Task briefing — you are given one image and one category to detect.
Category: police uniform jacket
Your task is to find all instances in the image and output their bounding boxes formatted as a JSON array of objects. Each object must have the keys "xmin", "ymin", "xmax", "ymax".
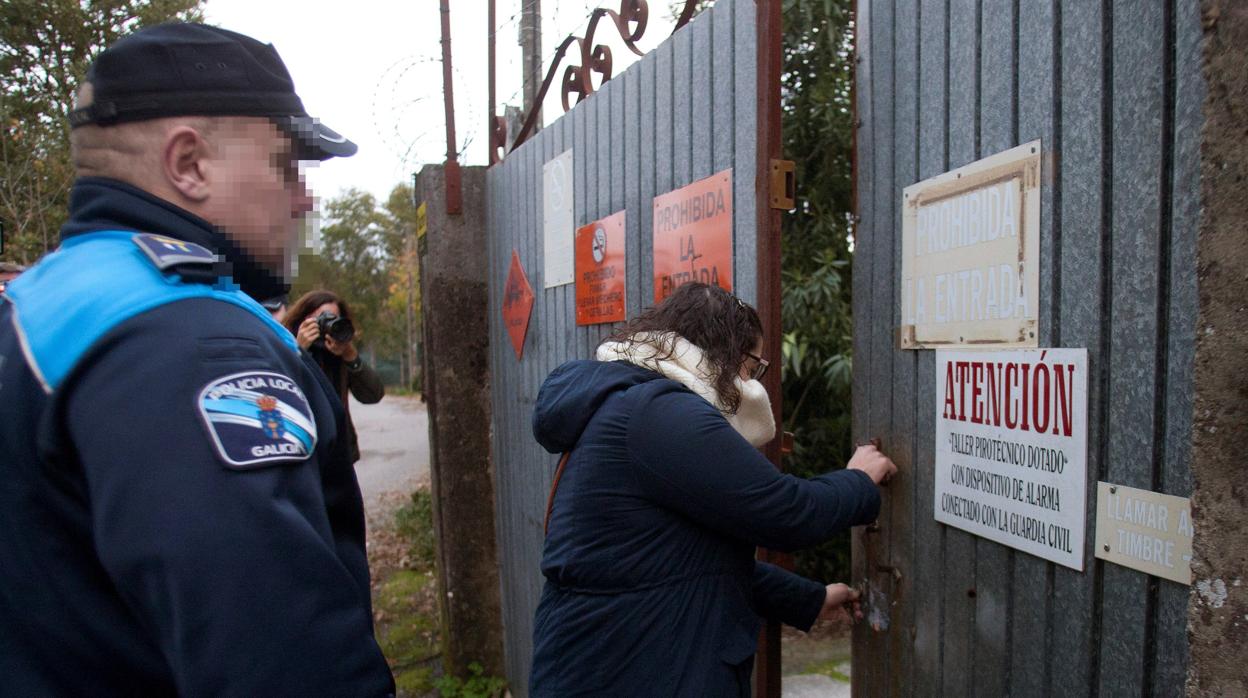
[
  {"xmin": 0, "ymin": 178, "xmax": 395, "ymax": 695},
  {"xmin": 529, "ymin": 359, "xmax": 881, "ymax": 697}
]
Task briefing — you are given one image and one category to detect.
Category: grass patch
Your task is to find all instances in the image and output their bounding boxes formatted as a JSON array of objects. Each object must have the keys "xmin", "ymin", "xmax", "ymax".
[
  {"xmin": 800, "ymin": 656, "xmax": 852, "ymax": 682},
  {"xmin": 781, "ymin": 623, "xmax": 851, "ymax": 683},
  {"xmin": 394, "ymin": 490, "xmax": 437, "ymax": 570},
  {"xmin": 375, "ymin": 570, "xmax": 440, "ymax": 694},
  {"xmin": 373, "ymin": 488, "xmax": 441, "ymax": 696},
  {"xmin": 433, "ymin": 661, "xmax": 507, "ymax": 698},
  {"xmin": 373, "ymin": 488, "xmax": 507, "ymax": 696}
]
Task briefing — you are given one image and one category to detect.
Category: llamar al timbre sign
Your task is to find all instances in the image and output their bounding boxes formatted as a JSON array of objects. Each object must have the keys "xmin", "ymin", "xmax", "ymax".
[
  {"xmin": 1094, "ymin": 482, "xmax": 1193, "ymax": 585},
  {"xmin": 934, "ymin": 348, "xmax": 1088, "ymax": 570}
]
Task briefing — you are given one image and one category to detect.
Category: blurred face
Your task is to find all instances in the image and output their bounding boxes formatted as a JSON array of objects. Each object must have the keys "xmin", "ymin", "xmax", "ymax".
[{"xmin": 204, "ymin": 119, "xmax": 313, "ymax": 270}]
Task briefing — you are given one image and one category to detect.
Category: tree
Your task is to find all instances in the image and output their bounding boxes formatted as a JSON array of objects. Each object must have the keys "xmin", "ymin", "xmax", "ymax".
[
  {"xmin": 378, "ymin": 183, "xmax": 422, "ymax": 388},
  {"xmin": 291, "ymin": 183, "xmax": 422, "ymax": 387},
  {"xmin": 292, "ymin": 188, "xmax": 388, "ymax": 344},
  {"xmin": 780, "ymin": 0, "xmax": 857, "ymax": 583},
  {"xmin": 0, "ymin": 0, "xmax": 203, "ymax": 264}
]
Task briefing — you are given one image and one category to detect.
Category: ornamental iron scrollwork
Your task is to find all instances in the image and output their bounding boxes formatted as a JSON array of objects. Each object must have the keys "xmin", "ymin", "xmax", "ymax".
[
  {"xmin": 560, "ymin": 0, "xmax": 647, "ymax": 112},
  {"xmin": 501, "ymin": 0, "xmax": 702, "ymax": 159}
]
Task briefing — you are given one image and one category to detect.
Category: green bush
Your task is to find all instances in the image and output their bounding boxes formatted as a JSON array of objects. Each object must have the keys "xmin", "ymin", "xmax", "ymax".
[
  {"xmin": 433, "ymin": 662, "xmax": 506, "ymax": 698},
  {"xmin": 394, "ymin": 490, "xmax": 436, "ymax": 571},
  {"xmin": 781, "ymin": 0, "xmax": 857, "ymax": 584}
]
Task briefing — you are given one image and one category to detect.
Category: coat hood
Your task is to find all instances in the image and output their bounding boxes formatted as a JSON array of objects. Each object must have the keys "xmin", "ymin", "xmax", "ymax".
[{"xmin": 532, "ymin": 359, "xmax": 663, "ymax": 454}]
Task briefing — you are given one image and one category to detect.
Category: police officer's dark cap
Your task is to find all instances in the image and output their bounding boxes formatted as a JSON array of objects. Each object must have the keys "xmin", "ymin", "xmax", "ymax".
[{"xmin": 69, "ymin": 23, "xmax": 356, "ymax": 160}]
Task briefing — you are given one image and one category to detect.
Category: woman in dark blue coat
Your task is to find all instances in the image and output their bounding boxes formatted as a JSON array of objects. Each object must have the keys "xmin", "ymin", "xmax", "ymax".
[{"xmin": 530, "ymin": 283, "xmax": 896, "ymax": 696}]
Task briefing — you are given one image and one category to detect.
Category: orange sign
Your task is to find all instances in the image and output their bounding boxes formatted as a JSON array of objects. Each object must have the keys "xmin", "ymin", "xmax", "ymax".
[
  {"xmin": 501, "ymin": 250, "xmax": 535, "ymax": 359},
  {"xmin": 652, "ymin": 168, "xmax": 733, "ymax": 302},
  {"xmin": 575, "ymin": 211, "xmax": 627, "ymax": 326}
]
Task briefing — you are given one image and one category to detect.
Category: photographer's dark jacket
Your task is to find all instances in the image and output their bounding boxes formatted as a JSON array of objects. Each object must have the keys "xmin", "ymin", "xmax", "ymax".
[
  {"xmin": 308, "ymin": 345, "xmax": 384, "ymax": 463},
  {"xmin": 0, "ymin": 178, "xmax": 394, "ymax": 696},
  {"xmin": 530, "ymin": 360, "xmax": 880, "ymax": 697}
]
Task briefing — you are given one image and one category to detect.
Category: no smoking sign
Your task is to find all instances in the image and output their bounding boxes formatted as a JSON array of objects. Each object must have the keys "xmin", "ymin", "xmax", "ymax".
[{"xmin": 575, "ymin": 210, "xmax": 626, "ymax": 326}]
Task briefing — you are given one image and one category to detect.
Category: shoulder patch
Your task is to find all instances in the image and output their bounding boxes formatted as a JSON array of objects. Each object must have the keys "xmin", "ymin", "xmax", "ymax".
[
  {"xmin": 132, "ymin": 233, "xmax": 217, "ymax": 271},
  {"xmin": 197, "ymin": 370, "xmax": 318, "ymax": 469}
]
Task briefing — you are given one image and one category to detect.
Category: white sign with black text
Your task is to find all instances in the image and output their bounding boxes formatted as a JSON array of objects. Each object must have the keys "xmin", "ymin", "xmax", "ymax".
[
  {"xmin": 542, "ymin": 149, "xmax": 575, "ymax": 287},
  {"xmin": 935, "ymin": 348, "xmax": 1089, "ymax": 570}
]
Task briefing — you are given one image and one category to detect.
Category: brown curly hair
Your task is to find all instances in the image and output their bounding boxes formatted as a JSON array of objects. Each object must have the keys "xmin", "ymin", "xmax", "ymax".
[{"xmin": 603, "ymin": 282, "xmax": 763, "ymax": 413}]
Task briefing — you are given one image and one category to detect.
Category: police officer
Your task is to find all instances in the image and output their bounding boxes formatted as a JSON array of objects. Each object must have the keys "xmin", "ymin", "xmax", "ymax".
[{"xmin": 0, "ymin": 24, "xmax": 394, "ymax": 695}]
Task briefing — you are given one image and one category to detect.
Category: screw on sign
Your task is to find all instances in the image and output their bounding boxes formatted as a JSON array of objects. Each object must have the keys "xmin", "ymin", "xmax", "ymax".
[
  {"xmin": 501, "ymin": 250, "xmax": 535, "ymax": 359},
  {"xmin": 652, "ymin": 169, "xmax": 734, "ymax": 302}
]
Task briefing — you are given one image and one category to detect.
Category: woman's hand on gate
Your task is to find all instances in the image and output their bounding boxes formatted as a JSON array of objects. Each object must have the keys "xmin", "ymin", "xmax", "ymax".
[
  {"xmin": 819, "ymin": 583, "xmax": 862, "ymax": 624},
  {"xmin": 847, "ymin": 443, "xmax": 897, "ymax": 485}
]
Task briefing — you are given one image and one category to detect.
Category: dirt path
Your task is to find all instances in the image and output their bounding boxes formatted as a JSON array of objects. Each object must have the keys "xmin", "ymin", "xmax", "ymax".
[{"xmin": 350, "ymin": 393, "xmax": 430, "ymax": 513}]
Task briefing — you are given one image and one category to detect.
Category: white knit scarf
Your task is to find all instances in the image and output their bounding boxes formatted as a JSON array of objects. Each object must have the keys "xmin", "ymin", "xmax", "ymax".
[{"xmin": 596, "ymin": 332, "xmax": 776, "ymax": 448}]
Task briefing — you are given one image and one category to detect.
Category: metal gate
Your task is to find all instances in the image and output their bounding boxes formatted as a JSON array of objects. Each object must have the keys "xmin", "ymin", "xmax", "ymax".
[
  {"xmin": 483, "ymin": 1, "xmax": 776, "ymax": 692},
  {"xmin": 851, "ymin": 0, "xmax": 1202, "ymax": 695}
]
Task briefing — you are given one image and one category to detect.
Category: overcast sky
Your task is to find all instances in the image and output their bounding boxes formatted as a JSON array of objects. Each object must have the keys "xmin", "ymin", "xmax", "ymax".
[{"xmin": 203, "ymin": 0, "xmax": 678, "ymax": 206}]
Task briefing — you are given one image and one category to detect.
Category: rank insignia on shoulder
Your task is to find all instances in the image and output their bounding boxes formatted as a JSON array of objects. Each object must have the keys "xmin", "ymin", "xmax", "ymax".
[
  {"xmin": 132, "ymin": 233, "xmax": 218, "ymax": 271},
  {"xmin": 197, "ymin": 370, "xmax": 318, "ymax": 469}
]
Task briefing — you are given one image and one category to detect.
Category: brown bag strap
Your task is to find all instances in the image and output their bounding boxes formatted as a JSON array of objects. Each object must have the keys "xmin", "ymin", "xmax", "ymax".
[{"xmin": 544, "ymin": 452, "xmax": 572, "ymax": 536}]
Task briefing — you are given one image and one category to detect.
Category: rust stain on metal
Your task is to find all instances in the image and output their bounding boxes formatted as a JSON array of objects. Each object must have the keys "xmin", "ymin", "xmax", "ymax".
[
  {"xmin": 911, "ymin": 171, "xmax": 1024, "ymax": 208},
  {"xmin": 898, "ymin": 324, "xmax": 917, "ymax": 348},
  {"xmin": 780, "ymin": 431, "xmax": 795, "ymax": 455},
  {"xmin": 754, "ymin": 0, "xmax": 784, "ymax": 695}
]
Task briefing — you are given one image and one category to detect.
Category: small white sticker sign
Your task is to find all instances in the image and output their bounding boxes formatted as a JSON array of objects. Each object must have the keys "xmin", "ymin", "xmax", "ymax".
[
  {"xmin": 935, "ymin": 348, "xmax": 1089, "ymax": 570},
  {"xmin": 542, "ymin": 149, "xmax": 575, "ymax": 287},
  {"xmin": 1094, "ymin": 482, "xmax": 1193, "ymax": 585}
]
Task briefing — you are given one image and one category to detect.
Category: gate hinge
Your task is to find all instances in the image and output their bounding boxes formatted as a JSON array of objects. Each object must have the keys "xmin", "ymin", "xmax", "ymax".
[{"xmin": 769, "ymin": 159, "xmax": 795, "ymax": 211}]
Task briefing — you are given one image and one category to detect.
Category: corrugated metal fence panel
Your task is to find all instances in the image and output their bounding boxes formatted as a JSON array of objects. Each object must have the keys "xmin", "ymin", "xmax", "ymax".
[
  {"xmin": 485, "ymin": 3, "xmax": 756, "ymax": 693},
  {"xmin": 852, "ymin": 0, "xmax": 1203, "ymax": 696}
]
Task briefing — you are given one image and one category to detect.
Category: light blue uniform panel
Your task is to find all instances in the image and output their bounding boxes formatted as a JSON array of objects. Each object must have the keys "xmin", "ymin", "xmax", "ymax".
[{"xmin": 6, "ymin": 231, "xmax": 296, "ymax": 392}]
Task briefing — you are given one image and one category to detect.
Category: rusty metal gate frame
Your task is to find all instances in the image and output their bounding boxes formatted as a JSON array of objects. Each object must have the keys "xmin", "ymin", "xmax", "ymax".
[{"xmin": 753, "ymin": 0, "xmax": 786, "ymax": 696}]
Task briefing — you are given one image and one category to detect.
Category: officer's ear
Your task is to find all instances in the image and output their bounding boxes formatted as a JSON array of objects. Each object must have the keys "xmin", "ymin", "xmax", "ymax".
[{"xmin": 163, "ymin": 124, "xmax": 211, "ymax": 203}]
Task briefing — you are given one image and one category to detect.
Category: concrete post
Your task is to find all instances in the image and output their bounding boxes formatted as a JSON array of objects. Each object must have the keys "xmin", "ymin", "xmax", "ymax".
[
  {"xmin": 519, "ymin": 0, "xmax": 541, "ymax": 132},
  {"xmin": 416, "ymin": 164, "xmax": 505, "ymax": 680},
  {"xmin": 1189, "ymin": 3, "xmax": 1248, "ymax": 695}
]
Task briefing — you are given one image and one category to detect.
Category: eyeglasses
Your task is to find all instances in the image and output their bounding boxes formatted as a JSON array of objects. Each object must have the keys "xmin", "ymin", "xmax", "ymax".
[{"xmin": 744, "ymin": 351, "xmax": 770, "ymax": 381}]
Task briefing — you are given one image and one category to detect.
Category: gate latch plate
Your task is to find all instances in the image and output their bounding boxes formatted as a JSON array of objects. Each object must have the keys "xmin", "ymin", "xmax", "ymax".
[{"xmin": 769, "ymin": 159, "xmax": 795, "ymax": 211}]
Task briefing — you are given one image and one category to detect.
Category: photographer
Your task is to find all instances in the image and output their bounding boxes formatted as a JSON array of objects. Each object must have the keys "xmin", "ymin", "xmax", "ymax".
[{"xmin": 285, "ymin": 290, "xmax": 385, "ymax": 463}]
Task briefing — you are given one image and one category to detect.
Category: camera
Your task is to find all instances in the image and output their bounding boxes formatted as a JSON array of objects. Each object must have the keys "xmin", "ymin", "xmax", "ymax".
[{"xmin": 315, "ymin": 311, "xmax": 355, "ymax": 344}]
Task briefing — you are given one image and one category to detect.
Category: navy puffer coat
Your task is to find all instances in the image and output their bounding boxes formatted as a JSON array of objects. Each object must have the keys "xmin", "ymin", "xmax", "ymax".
[{"xmin": 529, "ymin": 360, "xmax": 880, "ymax": 697}]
